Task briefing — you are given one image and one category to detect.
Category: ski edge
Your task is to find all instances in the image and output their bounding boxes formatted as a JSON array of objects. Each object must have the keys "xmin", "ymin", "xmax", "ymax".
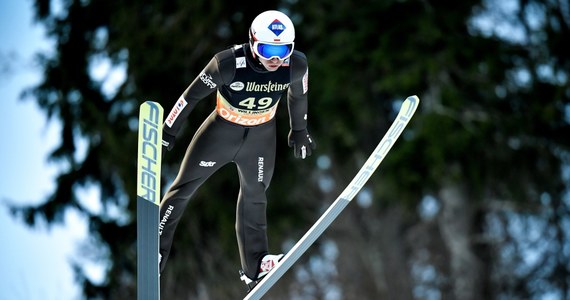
[{"xmin": 244, "ymin": 95, "xmax": 420, "ymax": 300}]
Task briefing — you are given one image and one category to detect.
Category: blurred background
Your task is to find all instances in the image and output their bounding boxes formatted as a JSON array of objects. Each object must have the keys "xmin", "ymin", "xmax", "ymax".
[{"xmin": 1, "ymin": 0, "xmax": 569, "ymax": 299}]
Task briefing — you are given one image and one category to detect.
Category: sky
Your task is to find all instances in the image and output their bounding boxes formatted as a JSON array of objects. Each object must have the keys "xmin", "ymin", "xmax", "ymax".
[{"xmin": 0, "ymin": 1, "xmax": 86, "ymax": 299}]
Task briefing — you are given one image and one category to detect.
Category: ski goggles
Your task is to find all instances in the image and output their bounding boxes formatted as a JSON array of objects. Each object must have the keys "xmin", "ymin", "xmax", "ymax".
[{"xmin": 252, "ymin": 41, "xmax": 294, "ymax": 60}]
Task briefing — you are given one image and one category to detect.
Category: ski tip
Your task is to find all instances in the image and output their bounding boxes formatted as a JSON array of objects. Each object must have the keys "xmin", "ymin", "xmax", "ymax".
[
  {"xmin": 403, "ymin": 95, "xmax": 420, "ymax": 115},
  {"xmin": 407, "ymin": 95, "xmax": 420, "ymax": 102},
  {"xmin": 143, "ymin": 100, "xmax": 164, "ymax": 108},
  {"xmin": 397, "ymin": 95, "xmax": 419, "ymax": 114}
]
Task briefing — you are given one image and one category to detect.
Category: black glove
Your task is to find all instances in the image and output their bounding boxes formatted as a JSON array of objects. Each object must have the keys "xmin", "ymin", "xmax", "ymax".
[
  {"xmin": 162, "ymin": 131, "xmax": 176, "ymax": 151},
  {"xmin": 288, "ymin": 129, "xmax": 316, "ymax": 159}
]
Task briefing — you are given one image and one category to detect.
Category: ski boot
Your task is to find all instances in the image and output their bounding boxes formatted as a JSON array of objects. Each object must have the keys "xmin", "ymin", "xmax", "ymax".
[{"xmin": 240, "ymin": 254, "xmax": 284, "ymax": 292}]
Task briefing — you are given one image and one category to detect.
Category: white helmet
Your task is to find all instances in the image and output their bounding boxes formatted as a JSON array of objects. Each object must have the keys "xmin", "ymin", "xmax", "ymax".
[{"xmin": 249, "ymin": 10, "xmax": 295, "ymax": 60}]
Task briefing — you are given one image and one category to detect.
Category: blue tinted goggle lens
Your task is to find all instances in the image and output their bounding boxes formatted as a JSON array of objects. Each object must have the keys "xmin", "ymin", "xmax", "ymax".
[{"xmin": 256, "ymin": 43, "xmax": 293, "ymax": 59}]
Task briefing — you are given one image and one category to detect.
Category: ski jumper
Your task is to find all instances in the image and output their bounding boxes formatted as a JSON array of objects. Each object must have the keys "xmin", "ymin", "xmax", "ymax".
[{"xmin": 158, "ymin": 43, "xmax": 309, "ymax": 279}]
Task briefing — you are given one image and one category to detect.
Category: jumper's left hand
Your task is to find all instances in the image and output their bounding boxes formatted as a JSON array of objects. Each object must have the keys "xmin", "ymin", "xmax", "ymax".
[{"xmin": 288, "ymin": 129, "xmax": 316, "ymax": 159}]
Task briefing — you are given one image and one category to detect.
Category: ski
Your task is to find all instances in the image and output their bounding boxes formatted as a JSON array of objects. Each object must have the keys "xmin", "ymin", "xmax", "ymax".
[
  {"xmin": 136, "ymin": 101, "xmax": 164, "ymax": 300},
  {"xmin": 244, "ymin": 95, "xmax": 420, "ymax": 300}
]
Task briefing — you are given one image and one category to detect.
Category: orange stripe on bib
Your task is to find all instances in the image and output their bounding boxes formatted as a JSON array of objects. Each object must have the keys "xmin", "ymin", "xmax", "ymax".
[{"xmin": 216, "ymin": 93, "xmax": 278, "ymax": 126}]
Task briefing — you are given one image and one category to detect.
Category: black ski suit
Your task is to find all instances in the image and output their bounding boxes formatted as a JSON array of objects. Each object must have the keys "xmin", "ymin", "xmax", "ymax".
[{"xmin": 158, "ymin": 43, "xmax": 310, "ymax": 279}]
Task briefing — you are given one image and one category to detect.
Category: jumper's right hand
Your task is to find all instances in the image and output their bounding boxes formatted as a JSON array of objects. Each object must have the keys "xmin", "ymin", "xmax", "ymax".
[{"xmin": 162, "ymin": 131, "xmax": 176, "ymax": 151}]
